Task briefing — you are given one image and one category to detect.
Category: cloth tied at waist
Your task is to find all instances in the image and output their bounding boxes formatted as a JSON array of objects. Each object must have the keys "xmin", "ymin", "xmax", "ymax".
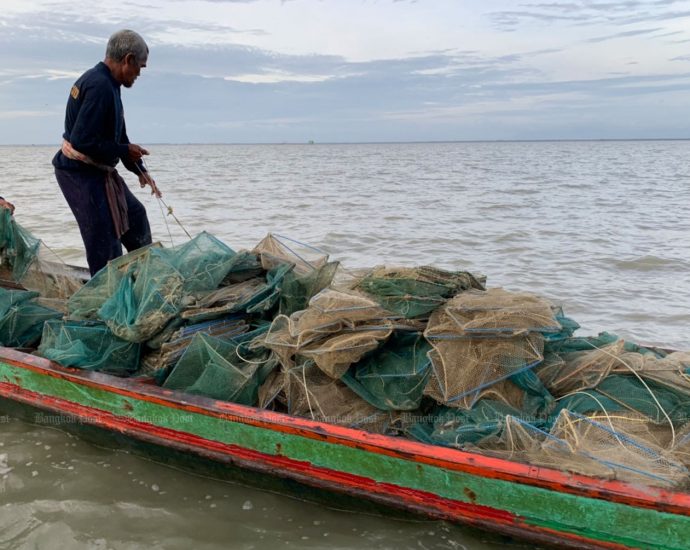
[{"xmin": 61, "ymin": 140, "xmax": 130, "ymax": 238}]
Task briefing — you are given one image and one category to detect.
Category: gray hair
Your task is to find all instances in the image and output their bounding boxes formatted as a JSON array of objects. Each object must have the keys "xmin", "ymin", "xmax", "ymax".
[{"xmin": 105, "ymin": 29, "xmax": 149, "ymax": 63}]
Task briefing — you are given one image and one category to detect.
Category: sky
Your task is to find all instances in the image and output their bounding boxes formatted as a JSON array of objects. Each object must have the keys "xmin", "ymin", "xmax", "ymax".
[{"xmin": 2, "ymin": 0, "xmax": 690, "ymax": 144}]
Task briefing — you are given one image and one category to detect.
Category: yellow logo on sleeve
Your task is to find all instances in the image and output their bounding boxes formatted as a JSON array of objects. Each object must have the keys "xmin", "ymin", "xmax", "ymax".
[{"xmin": 70, "ymin": 85, "xmax": 79, "ymax": 100}]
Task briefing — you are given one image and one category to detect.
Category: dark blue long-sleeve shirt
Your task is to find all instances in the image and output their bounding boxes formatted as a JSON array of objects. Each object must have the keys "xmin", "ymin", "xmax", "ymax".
[{"xmin": 52, "ymin": 62, "xmax": 144, "ymax": 175}]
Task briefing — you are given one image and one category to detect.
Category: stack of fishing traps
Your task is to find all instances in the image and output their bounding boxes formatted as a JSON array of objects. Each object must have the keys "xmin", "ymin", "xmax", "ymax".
[{"xmin": 1, "ymin": 217, "xmax": 689, "ymax": 489}]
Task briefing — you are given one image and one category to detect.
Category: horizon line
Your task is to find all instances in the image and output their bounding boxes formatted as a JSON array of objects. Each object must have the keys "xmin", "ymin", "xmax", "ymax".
[{"xmin": 1, "ymin": 137, "xmax": 689, "ymax": 147}]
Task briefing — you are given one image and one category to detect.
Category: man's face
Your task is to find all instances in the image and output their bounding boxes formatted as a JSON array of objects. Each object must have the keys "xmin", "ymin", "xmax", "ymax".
[{"xmin": 122, "ymin": 53, "xmax": 146, "ymax": 88}]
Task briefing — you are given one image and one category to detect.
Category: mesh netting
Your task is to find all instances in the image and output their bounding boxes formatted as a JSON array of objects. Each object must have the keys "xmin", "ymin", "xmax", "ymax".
[
  {"xmin": 556, "ymin": 374, "xmax": 690, "ymax": 424},
  {"xmin": 253, "ymin": 233, "xmax": 328, "ymax": 272},
  {"xmin": 0, "ymin": 288, "xmax": 63, "ymax": 347},
  {"xmin": 282, "ymin": 361, "xmax": 390, "ymax": 432},
  {"xmin": 181, "ymin": 263, "xmax": 292, "ymax": 324},
  {"xmin": 68, "ymin": 233, "xmax": 237, "ymax": 343},
  {"xmin": 536, "ymin": 340, "xmax": 625, "ymax": 397},
  {"xmin": 610, "ymin": 351, "xmax": 690, "ymax": 398},
  {"xmin": 67, "ymin": 244, "xmax": 159, "ymax": 321},
  {"xmin": 163, "ymin": 332, "xmax": 277, "ymax": 405},
  {"xmin": 279, "ymin": 261, "xmax": 340, "ymax": 316},
  {"xmin": 412, "ymin": 400, "xmax": 528, "ymax": 448},
  {"xmin": 98, "ymin": 250, "xmax": 184, "ymax": 342},
  {"xmin": 548, "ymin": 411, "xmax": 688, "ymax": 487},
  {"xmin": 469, "ymin": 411, "xmax": 688, "ymax": 487},
  {"xmin": 424, "ymin": 333, "xmax": 545, "ymax": 408},
  {"xmin": 0, "ymin": 209, "xmax": 40, "ymax": 282},
  {"xmin": 442, "ymin": 288, "xmax": 561, "ymax": 336},
  {"xmin": 545, "ymin": 331, "xmax": 620, "ymax": 354},
  {"xmin": 158, "ymin": 232, "xmax": 238, "ymax": 292},
  {"xmin": 264, "ymin": 288, "xmax": 394, "ymax": 369},
  {"xmin": 219, "ymin": 250, "xmax": 264, "ymax": 285},
  {"xmin": 299, "ymin": 288, "xmax": 392, "ymax": 332},
  {"xmin": 673, "ymin": 423, "xmax": 690, "ymax": 469},
  {"xmin": 472, "ymin": 415, "xmax": 618, "ymax": 478},
  {"xmin": 0, "ymin": 211, "xmax": 83, "ymax": 308},
  {"xmin": 341, "ymin": 331, "xmax": 432, "ymax": 410},
  {"xmin": 139, "ymin": 316, "xmax": 253, "ymax": 381},
  {"xmin": 543, "ymin": 306, "xmax": 581, "ymax": 343},
  {"xmin": 38, "ymin": 319, "xmax": 140, "ymax": 376},
  {"xmin": 356, "ymin": 265, "xmax": 485, "ymax": 318},
  {"xmin": 299, "ymin": 326, "xmax": 393, "ymax": 379},
  {"xmin": 253, "ymin": 232, "xmax": 341, "ymax": 317},
  {"xmin": 508, "ymin": 368, "xmax": 556, "ymax": 415},
  {"xmin": 422, "ymin": 289, "xmax": 560, "ymax": 408}
]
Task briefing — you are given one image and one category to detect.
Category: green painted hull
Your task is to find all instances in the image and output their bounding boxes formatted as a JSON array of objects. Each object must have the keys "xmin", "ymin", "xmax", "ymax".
[{"xmin": 0, "ymin": 349, "xmax": 688, "ymax": 549}]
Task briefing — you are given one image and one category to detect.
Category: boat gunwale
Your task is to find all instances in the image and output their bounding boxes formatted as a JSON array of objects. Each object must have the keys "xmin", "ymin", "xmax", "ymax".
[{"xmin": 1, "ymin": 346, "xmax": 689, "ymax": 516}]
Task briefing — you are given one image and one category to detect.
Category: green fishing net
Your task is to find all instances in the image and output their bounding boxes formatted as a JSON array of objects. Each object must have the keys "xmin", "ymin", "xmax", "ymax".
[
  {"xmin": 159, "ymin": 231, "xmax": 238, "ymax": 292},
  {"xmin": 68, "ymin": 232, "xmax": 237, "ymax": 342},
  {"xmin": 98, "ymin": 250, "xmax": 184, "ymax": 342},
  {"xmin": 162, "ymin": 331, "xmax": 277, "ymax": 405},
  {"xmin": 0, "ymin": 288, "xmax": 62, "ymax": 347},
  {"xmin": 341, "ymin": 331, "xmax": 432, "ymax": 411},
  {"xmin": 356, "ymin": 265, "xmax": 485, "ymax": 318},
  {"xmin": 252, "ymin": 233, "xmax": 340, "ymax": 315},
  {"xmin": 410, "ymin": 399, "xmax": 528, "ymax": 447},
  {"xmin": 507, "ymin": 368, "xmax": 555, "ymax": 416},
  {"xmin": 556, "ymin": 374, "xmax": 690, "ymax": 424},
  {"xmin": 0, "ymin": 210, "xmax": 82, "ymax": 305},
  {"xmin": 38, "ymin": 319, "xmax": 141, "ymax": 376},
  {"xmin": 544, "ymin": 331, "xmax": 620, "ymax": 354},
  {"xmin": 0, "ymin": 209, "xmax": 40, "ymax": 282},
  {"xmin": 543, "ymin": 306, "xmax": 580, "ymax": 343},
  {"xmin": 146, "ymin": 321, "xmax": 270, "ymax": 386},
  {"xmin": 67, "ymin": 245, "xmax": 157, "ymax": 321}
]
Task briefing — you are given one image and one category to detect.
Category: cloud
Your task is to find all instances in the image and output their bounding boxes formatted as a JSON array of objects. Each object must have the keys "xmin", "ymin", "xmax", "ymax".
[
  {"xmin": 1, "ymin": 1, "xmax": 690, "ymax": 143},
  {"xmin": 488, "ymin": 1, "xmax": 690, "ymax": 31},
  {"xmin": 585, "ymin": 27, "xmax": 664, "ymax": 43}
]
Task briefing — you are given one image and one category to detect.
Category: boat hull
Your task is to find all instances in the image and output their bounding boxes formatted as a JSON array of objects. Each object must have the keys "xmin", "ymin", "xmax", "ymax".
[{"xmin": 0, "ymin": 348, "xmax": 688, "ymax": 550}]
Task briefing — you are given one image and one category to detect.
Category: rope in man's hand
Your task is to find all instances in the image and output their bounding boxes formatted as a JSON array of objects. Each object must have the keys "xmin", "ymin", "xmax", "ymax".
[
  {"xmin": 138, "ymin": 170, "xmax": 163, "ymax": 198},
  {"xmin": 135, "ymin": 160, "xmax": 193, "ymax": 242}
]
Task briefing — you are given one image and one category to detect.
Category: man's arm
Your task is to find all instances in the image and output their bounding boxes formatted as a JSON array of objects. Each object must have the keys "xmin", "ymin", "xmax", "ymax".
[
  {"xmin": 120, "ymin": 119, "xmax": 147, "ymax": 175},
  {"xmin": 120, "ymin": 120, "xmax": 162, "ymax": 197}
]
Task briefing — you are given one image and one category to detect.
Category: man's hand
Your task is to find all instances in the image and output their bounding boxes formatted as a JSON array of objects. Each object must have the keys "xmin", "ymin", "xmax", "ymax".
[
  {"xmin": 0, "ymin": 198, "xmax": 15, "ymax": 214},
  {"xmin": 127, "ymin": 143, "xmax": 149, "ymax": 163},
  {"xmin": 138, "ymin": 171, "xmax": 162, "ymax": 198}
]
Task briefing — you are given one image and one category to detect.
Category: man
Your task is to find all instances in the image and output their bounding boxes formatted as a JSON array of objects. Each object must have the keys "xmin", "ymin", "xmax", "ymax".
[{"xmin": 53, "ymin": 29, "xmax": 161, "ymax": 276}]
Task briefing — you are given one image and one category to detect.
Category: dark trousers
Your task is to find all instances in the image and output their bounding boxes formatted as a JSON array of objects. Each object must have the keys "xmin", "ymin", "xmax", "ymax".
[{"xmin": 55, "ymin": 167, "xmax": 152, "ymax": 276}]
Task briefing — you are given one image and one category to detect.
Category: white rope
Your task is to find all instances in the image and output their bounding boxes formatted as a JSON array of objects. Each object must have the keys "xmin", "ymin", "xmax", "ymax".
[
  {"xmin": 136, "ymin": 161, "xmax": 193, "ymax": 241},
  {"xmin": 581, "ymin": 341, "xmax": 676, "ymax": 447}
]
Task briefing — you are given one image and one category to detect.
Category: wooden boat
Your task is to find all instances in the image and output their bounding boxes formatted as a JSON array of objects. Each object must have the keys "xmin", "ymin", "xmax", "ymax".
[{"xmin": 0, "ymin": 346, "xmax": 688, "ymax": 550}]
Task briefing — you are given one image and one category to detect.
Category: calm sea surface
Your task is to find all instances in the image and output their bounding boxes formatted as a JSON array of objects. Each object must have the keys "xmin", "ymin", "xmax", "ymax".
[{"xmin": 0, "ymin": 141, "xmax": 689, "ymax": 549}]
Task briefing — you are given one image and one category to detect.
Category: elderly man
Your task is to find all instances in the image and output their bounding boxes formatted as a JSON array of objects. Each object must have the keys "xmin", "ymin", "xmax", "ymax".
[{"xmin": 53, "ymin": 29, "xmax": 161, "ymax": 276}]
